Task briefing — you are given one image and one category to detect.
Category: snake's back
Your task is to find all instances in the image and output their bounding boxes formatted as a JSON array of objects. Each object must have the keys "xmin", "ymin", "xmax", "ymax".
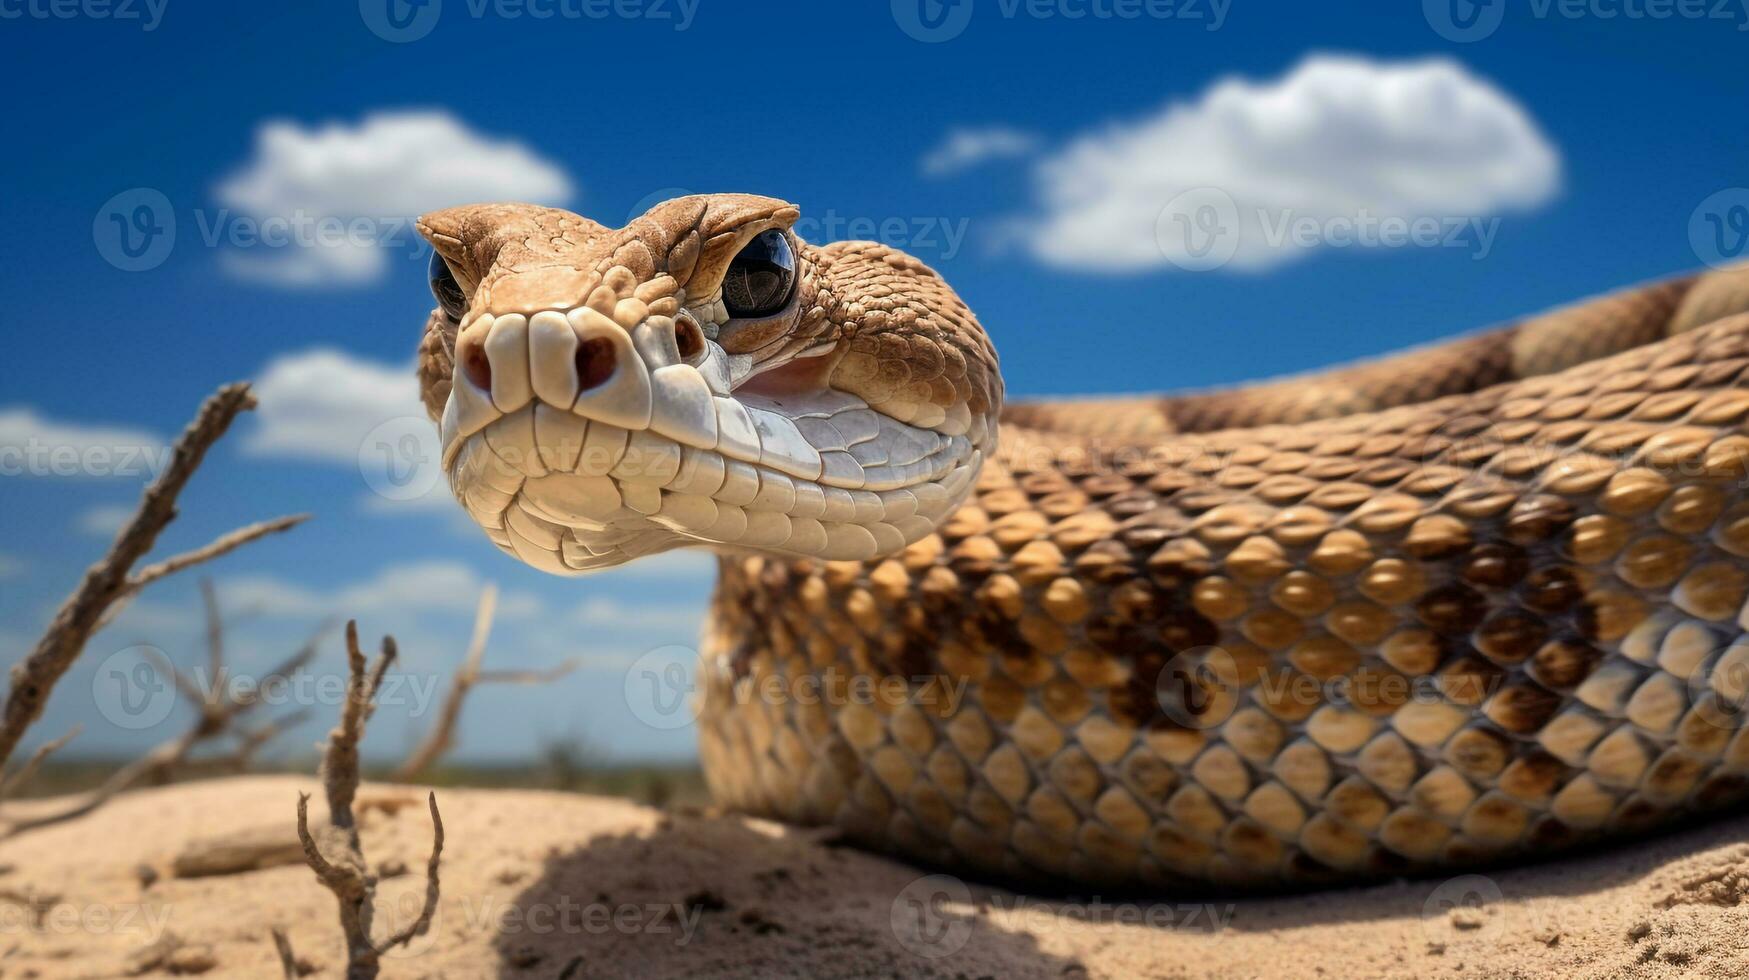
[{"xmin": 698, "ymin": 264, "xmax": 1749, "ymax": 888}]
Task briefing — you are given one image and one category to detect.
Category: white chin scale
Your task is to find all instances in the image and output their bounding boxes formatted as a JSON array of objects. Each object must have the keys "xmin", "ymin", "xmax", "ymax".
[{"xmin": 439, "ymin": 304, "xmax": 981, "ymax": 574}]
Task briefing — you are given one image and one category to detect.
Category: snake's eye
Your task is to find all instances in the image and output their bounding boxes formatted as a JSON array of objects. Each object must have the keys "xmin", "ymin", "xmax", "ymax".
[
  {"xmin": 722, "ymin": 230, "xmax": 796, "ymax": 319},
  {"xmin": 429, "ymin": 251, "xmax": 468, "ymax": 322}
]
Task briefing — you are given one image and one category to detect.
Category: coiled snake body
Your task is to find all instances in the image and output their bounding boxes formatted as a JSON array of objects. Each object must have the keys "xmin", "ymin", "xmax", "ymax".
[{"xmin": 417, "ymin": 195, "xmax": 1749, "ymax": 887}]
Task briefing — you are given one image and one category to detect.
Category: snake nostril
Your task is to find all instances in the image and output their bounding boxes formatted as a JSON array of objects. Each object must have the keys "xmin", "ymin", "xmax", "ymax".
[
  {"xmin": 575, "ymin": 336, "xmax": 618, "ymax": 391},
  {"xmin": 460, "ymin": 340, "xmax": 492, "ymax": 392},
  {"xmin": 674, "ymin": 317, "xmax": 705, "ymax": 361}
]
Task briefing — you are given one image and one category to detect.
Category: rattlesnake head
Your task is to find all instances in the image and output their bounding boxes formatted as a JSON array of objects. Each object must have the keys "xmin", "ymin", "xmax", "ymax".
[{"xmin": 415, "ymin": 194, "xmax": 1002, "ymax": 572}]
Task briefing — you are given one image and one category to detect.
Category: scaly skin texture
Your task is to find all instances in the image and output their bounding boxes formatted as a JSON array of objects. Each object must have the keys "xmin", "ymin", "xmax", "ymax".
[{"xmin": 419, "ymin": 195, "xmax": 1749, "ymax": 889}]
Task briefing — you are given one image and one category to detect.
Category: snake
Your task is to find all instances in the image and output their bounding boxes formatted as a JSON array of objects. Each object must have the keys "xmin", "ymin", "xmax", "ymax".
[{"xmin": 414, "ymin": 193, "xmax": 1749, "ymax": 889}]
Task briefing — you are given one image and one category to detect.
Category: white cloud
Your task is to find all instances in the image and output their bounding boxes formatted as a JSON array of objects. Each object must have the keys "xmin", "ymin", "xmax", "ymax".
[
  {"xmin": 222, "ymin": 561, "xmax": 543, "ymax": 621},
  {"xmin": 76, "ymin": 505, "xmax": 134, "ymax": 537},
  {"xmin": 245, "ymin": 348, "xmax": 424, "ymax": 461},
  {"xmin": 214, "ymin": 110, "xmax": 575, "ymax": 287},
  {"xmin": 0, "ymin": 408, "xmax": 167, "ymax": 479},
  {"xmin": 921, "ymin": 126, "xmax": 1041, "ymax": 177},
  {"xmin": 1021, "ymin": 55, "xmax": 1560, "ymax": 272}
]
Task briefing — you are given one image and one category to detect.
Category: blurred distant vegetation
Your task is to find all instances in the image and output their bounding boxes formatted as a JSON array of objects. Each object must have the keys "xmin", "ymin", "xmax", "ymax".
[{"xmin": 14, "ymin": 746, "xmax": 709, "ymax": 809}]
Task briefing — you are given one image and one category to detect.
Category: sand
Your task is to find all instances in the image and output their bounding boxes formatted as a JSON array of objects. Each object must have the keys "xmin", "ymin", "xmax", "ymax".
[{"xmin": 0, "ymin": 775, "xmax": 1745, "ymax": 978}]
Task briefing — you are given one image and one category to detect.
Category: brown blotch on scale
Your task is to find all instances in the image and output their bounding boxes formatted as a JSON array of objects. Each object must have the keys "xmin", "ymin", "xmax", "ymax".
[
  {"xmin": 1498, "ymin": 751, "xmax": 1566, "ymax": 803},
  {"xmin": 1484, "ymin": 682, "xmax": 1563, "ymax": 734},
  {"xmin": 1520, "ymin": 566, "xmax": 1584, "ymax": 614},
  {"xmin": 1416, "ymin": 584, "xmax": 1488, "ymax": 635},
  {"xmin": 1443, "ymin": 727, "xmax": 1511, "ymax": 780},
  {"xmin": 1528, "ymin": 637, "xmax": 1603, "ymax": 690},
  {"xmin": 1473, "ymin": 610, "xmax": 1549, "ymax": 665},
  {"xmin": 1461, "ymin": 543, "xmax": 1529, "ymax": 590},
  {"xmin": 1438, "ymin": 656, "xmax": 1505, "ymax": 706}
]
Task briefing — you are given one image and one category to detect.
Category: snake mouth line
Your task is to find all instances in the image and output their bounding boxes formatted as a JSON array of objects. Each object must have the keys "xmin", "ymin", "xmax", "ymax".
[{"xmin": 438, "ymin": 302, "xmax": 982, "ymax": 573}]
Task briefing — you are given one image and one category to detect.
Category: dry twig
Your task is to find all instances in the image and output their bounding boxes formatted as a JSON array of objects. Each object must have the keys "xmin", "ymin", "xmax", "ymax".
[
  {"xmin": 393, "ymin": 585, "xmax": 580, "ymax": 781},
  {"xmin": 0, "ymin": 727, "xmax": 81, "ymax": 800},
  {"xmin": 0, "ymin": 381, "xmax": 307, "ymax": 773},
  {"xmin": 270, "ymin": 926, "xmax": 304, "ymax": 979},
  {"xmin": 287, "ymin": 621, "xmax": 445, "ymax": 980},
  {"xmin": 0, "ymin": 599, "xmax": 322, "ymax": 838}
]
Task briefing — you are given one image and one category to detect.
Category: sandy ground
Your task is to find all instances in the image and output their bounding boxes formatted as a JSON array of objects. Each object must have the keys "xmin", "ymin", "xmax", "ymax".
[{"xmin": 0, "ymin": 776, "xmax": 1745, "ymax": 979}]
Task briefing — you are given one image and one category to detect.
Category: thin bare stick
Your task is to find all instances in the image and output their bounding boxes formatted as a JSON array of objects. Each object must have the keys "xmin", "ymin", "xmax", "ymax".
[
  {"xmin": 297, "ymin": 622, "xmax": 445, "ymax": 980},
  {"xmin": 0, "ymin": 727, "xmax": 80, "ymax": 800},
  {"xmin": 324, "ymin": 623, "xmax": 395, "ymax": 833},
  {"xmin": 124, "ymin": 514, "xmax": 310, "ymax": 596},
  {"xmin": 200, "ymin": 579, "xmax": 223, "ymax": 685},
  {"xmin": 0, "ymin": 609, "xmax": 325, "ymax": 838},
  {"xmin": 393, "ymin": 587, "xmax": 581, "ymax": 781},
  {"xmin": 375, "ymin": 793, "xmax": 444, "ymax": 952},
  {"xmin": 269, "ymin": 926, "xmax": 300, "ymax": 979},
  {"xmin": 0, "ymin": 383, "xmax": 257, "ymax": 772}
]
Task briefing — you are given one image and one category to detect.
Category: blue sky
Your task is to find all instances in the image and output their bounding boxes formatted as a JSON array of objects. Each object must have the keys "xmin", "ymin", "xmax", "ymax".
[{"xmin": 2, "ymin": 0, "xmax": 1747, "ymax": 765}]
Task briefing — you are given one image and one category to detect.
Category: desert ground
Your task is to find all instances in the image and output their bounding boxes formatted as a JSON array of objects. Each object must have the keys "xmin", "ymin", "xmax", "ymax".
[{"xmin": 0, "ymin": 775, "xmax": 1743, "ymax": 979}]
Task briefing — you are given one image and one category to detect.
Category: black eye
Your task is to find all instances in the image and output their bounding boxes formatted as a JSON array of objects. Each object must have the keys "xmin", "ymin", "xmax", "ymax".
[
  {"xmin": 429, "ymin": 251, "xmax": 468, "ymax": 321},
  {"xmin": 722, "ymin": 230, "xmax": 796, "ymax": 319}
]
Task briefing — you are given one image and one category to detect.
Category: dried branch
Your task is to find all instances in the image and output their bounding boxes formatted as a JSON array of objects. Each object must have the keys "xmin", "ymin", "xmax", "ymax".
[
  {"xmin": 126, "ymin": 512, "xmax": 307, "ymax": 593},
  {"xmin": 296, "ymin": 621, "xmax": 444, "ymax": 980},
  {"xmin": 269, "ymin": 926, "xmax": 301, "ymax": 979},
  {"xmin": 0, "ymin": 383, "xmax": 260, "ymax": 772},
  {"xmin": 393, "ymin": 585, "xmax": 579, "ymax": 781},
  {"xmin": 0, "ymin": 607, "xmax": 325, "ymax": 839},
  {"xmin": 0, "ymin": 727, "xmax": 80, "ymax": 800}
]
